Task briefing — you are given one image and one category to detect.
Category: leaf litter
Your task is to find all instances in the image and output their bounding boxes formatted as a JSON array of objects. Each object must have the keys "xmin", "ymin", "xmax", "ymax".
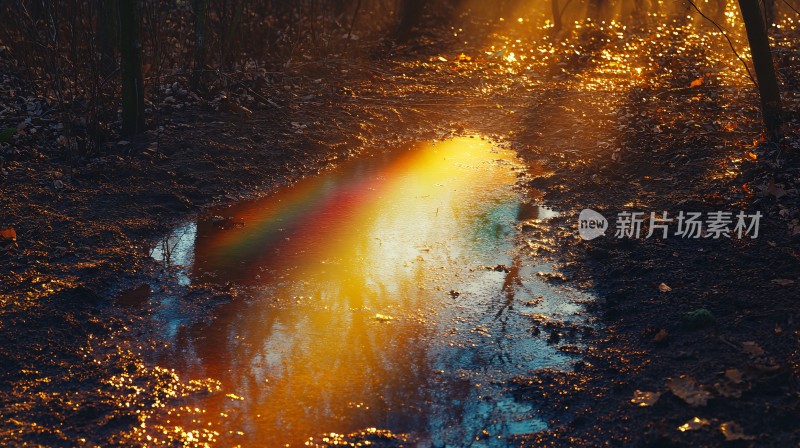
[
  {"xmin": 630, "ymin": 390, "xmax": 661, "ymax": 407},
  {"xmin": 666, "ymin": 375, "xmax": 712, "ymax": 407}
]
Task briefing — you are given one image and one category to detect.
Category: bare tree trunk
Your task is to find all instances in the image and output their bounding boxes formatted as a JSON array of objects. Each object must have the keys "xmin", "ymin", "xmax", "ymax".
[
  {"xmin": 551, "ymin": 0, "xmax": 562, "ymax": 32},
  {"xmin": 119, "ymin": 0, "xmax": 145, "ymax": 136},
  {"xmin": 631, "ymin": 0, "xmax": 646, "ymax": 21},
  {"xmin": 587, "ymin": 0, "xmax": 609, "ymax": 20},
  {"xmin": 97, "ymin": 0, "xmax": 118, "ymax": 77},
  {"xmin": 191, "ymin": 0, "xmax": 209, "ymax": 90},
  {"xmin": 738, "ymin": 0, "xmax": 783, "ymax": 140},
  {"xmin": 221, "ymin": 0, "xmax": 247, "ymax": 69},
  {"xmin": 396, "ymin": 0, "xmax": 425, "ymax": 42}
]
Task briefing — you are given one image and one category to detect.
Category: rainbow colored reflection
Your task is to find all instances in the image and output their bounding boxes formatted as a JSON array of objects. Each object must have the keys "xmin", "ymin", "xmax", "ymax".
[
  {"xmin": 187, "ymin": 137, "xmax": 524, "ymax": 285},
  {"xmin": 148, "ymin": 137, "xmax": 578, "ymax": 446}
]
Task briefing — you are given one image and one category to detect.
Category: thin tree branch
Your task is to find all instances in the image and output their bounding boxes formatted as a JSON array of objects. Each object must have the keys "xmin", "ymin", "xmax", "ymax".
[
  {"xmin": 782, "ymin": 0, "xmax": 800, "ymax": 15},
  {"xmin": 685, "ymin": 0, "xmax": 758, "ymax": 87}
]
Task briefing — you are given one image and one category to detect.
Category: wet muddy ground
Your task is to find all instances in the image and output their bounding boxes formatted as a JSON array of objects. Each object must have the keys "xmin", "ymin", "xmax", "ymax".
[{"xmin": 2, "ymin": 9, "xmax": 800, "ymax": 447}]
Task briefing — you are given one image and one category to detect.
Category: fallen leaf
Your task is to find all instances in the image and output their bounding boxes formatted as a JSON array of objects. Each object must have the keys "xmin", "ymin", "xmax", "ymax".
[
  {"xmin": 658, "ymin": 282, "xmax": 672, "ymax": 293},
  {"xmin": 653, "ymin": 329, "xmax": 668, "ymax": 343},
  {"xmin": 789, "ymin": 221, "xmax": 800, "ymax": 236},
  {"xmin": 719, "ymin": 422, "xmax": 755, "ymax": 441},
  {"xmin": 0, "ymin": 228, "xmax": 16, "ymax": 241},
  {"xmin": 767, "ymin": 179, "xmax": 786, "ymax": 198},
  {"xmin": 678, "ymin": 417, "xmax": 710, "ymax": 432},
  {"xmin": 667, "ymin": 375, "xmax": 711, "ymax": 407},
  {"xmin": 741, "ymin": 341, "xmax": 764, "ymax": 357},
  {"xmin": 630, "ymin": 390, "xmax": 661, "ymax": 407},
  {"xmin": 771, "ymin": 278, "xmax": 795, "ymax": 286},
  {"xmin": 714, "ymin": 380, "xmax": 748, "ymax": 398},
  {"xmin": 724, "ymin": 368, "xmax": 743, "ymax": 384},
  {"xmin": 690, "ymin": 77, "xmax": 704, "ymax": 87}
]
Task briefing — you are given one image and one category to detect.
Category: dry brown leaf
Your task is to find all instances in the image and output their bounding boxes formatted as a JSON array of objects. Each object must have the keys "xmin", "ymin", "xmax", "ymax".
[
  {"xmin": 653, "ymin": 329, "xmax": 668, "ymax": 343},
  {"xmin": 724, "ymin": 368, "xmax": 743, "ymax": 384},
  {"xmin": 715, "ymin": 370, "xmax": 751, "ymax": 399},
  {"xmin": 678, "ymin": 417, "xmax": 710, "ymax": 432},
  {"xmin": 666, "ymin": 375, "xmax": 711, "ymax": 407},
  {"xmin": 767, "ymin": 179, "xmax": 786, "ymax": 199},
  {"xmin": 690, "ymin": 77, "xmax": 704, "ymax": 87},
  {"xmin": 771, "ymin": 278, "xmax": 795, "ymax": 286},
  {"xmin": 789, "ymin": 220, "xmax": 800, "ymax": 236},
  {"xmin": 714, "ymin": 381, "xmax": 746, "ymax": 398},
  {"xmin": 719, "ymin": 422, "xmax": 755, "ymax": 441},
  {"xmin": 658, "ymin": 282, "xmax": 672, "ymax": 293},
  {"xmin": 0, "ymin": 227, "xmax": 16, "ymax": 241},
  {"xmin": 741, "ymin": 341, "xmax": 764, "ymax": 357},
  {"xmin": 631, "ymin": 390, "xmax": 661, "ymax": 407}
]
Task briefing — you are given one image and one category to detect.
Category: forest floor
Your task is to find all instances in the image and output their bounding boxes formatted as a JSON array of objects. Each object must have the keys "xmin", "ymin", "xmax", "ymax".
[{"xmin": 2, "ymin": 12, "xmax": 800, "ymax": 447}]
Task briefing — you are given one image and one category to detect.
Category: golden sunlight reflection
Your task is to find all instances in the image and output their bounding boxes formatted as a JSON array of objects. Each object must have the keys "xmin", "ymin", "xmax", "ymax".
[
  {"xmin": 445, "ymin": 0, "xmax": 757, "ymax": 94},
  {"xmin": 146, "ymin": 137, "xmax": 588, "ymax": 446}
]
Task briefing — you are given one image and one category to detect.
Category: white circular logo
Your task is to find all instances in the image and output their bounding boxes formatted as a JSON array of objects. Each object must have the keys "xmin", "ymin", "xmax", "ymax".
[{"xmin": 578, "ymin": 209, "xmax": 608, "ymax": 240}]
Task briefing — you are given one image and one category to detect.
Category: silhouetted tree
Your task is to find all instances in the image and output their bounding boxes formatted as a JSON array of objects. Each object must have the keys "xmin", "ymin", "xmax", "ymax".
[
  {"xmin": 397, "ymin": 0, "xmax": 425, "ymax": 42},
  {"xmin": 551, "ymin": 0, "xmax": 562, "ymax": 32},
  {"xmin": 192, "ymin": 0, "xmax": 209, "ymax": 90},
  {"xmin": 587, "ymin": 0, "xmax": 610, "ymax": 21},
  {"xmin": 119, "ymin": 0, "xmax": 145, "ymax": 136},
  {"xmin": 97, "ymin": 0, "xmax": 118, "ymax": 77},
  {"xmin": 738, "ymin": 0, "xmax": 783, "ymax": 139}
]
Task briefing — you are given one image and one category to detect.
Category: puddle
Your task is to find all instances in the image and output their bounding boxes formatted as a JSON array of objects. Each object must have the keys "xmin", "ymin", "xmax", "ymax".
[{"xmin": 149, "ymin": 136, "xmax": 589, "ymax": 446}]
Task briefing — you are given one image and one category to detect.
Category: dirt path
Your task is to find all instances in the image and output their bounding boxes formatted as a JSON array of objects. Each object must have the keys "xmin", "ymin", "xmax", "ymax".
[{"xmin": 2, "ymin": 11, "xmax": 800, "ymax": 447}]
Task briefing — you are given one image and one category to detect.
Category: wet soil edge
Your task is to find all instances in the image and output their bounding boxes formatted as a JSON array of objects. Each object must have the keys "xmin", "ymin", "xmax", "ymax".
[{"xmin": 507, "ymin": 90, "xmax": 800, "ymax": 447}]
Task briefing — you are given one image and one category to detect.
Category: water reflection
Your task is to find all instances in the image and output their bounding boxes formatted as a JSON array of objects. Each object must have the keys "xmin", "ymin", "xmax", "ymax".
[{"xmin": 150, "ymin": 137, "xmax": 584, "ymax": 446}]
